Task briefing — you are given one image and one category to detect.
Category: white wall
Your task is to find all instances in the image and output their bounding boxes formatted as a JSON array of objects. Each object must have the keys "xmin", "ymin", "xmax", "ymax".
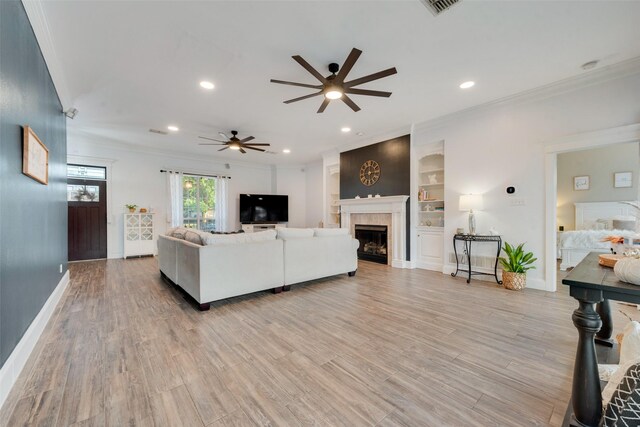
[
  {"xmin": 557, "ymin": 142, "xmax": 640, "ymax": 230},
  {"xmin": 412, "ymin": 71, "xmax": 640, "ymax": 290},
  {"xmin": 305, "ymin": 160, "xmax": 323, "ymax": 228},
  {"xmin": 68, "ymin": 135, "xmax": 273, "ymax": 258},
  {"xmin": 274, "ymin": 166, "xmax": 307, "ymax": 228}
]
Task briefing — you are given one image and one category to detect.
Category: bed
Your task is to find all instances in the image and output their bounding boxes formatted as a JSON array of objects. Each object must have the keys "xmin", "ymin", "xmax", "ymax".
[{"xmin": 558, "ymin": 201, "xmax": 638, "ymax": 271}]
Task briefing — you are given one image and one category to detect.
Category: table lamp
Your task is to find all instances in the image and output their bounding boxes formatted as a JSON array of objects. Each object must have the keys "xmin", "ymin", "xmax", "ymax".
[{"xmin": 459, "ymin": 194, "xmax": 484, "ymax": 235}]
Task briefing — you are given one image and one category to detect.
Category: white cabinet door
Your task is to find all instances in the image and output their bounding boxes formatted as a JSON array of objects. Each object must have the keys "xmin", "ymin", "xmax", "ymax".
[{"xmin": 417, "ymin": 230, "xmax": 443, "ymax": 271}]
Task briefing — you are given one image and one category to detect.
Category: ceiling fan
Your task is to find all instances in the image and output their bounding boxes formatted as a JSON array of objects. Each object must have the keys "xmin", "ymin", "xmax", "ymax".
[
  {"xmin": 270, "ymin": 48, "xmax": 397, "ymax": 113},
  {"xmin": 198, "ymin": 130, "xmax": 270, "ymax": 154}
]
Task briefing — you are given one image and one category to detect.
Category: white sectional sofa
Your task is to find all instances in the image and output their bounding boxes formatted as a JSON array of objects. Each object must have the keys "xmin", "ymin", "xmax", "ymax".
[{"xmin": 157, "ymin": 227, "xmax": 358, "ymax": 310}]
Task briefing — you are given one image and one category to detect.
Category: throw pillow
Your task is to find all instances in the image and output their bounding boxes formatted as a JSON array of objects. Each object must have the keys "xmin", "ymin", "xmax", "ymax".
[{"xmin": 184, "ymin": 230, "xmax": 204, "ymax": 246}]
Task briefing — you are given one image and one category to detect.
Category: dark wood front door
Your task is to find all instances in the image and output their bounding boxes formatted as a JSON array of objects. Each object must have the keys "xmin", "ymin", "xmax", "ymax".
[{"xmin": 68, "ymin": 178, "xmax": 107, "ymax": 261}]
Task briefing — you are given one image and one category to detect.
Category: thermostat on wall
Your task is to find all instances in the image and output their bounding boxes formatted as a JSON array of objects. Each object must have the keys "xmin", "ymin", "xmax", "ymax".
[{"xmin": 506, "ymin": 186, "xmax": 515, "ymax": 194}]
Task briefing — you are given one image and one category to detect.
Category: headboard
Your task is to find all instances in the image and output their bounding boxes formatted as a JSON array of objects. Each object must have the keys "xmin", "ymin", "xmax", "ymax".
[{"xmin": 575, "ymin": 201, "xmax": 638, "ymax": 230}]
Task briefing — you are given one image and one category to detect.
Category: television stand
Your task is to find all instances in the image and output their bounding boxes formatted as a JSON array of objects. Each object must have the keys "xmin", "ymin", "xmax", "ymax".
[{"xmin": 241, "ymin": 223, "xmax": 287, "ymax": 233}]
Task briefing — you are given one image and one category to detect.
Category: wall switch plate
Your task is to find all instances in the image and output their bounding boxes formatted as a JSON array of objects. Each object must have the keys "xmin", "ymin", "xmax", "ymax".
[
  {"xmin": 510, "ymin": 198, "xmax": 525, "ymax": 206},
  {"xmin": 59, "ymin": 264, "xmax": 63, "ymax": 273}
]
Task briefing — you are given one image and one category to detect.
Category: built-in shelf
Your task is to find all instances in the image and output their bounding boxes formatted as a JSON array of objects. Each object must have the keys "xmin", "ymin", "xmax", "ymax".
[
  {"xmin": 416, "ymin": 146, "xmax": 445, "ymax": 271},
  {"xmin": 420, "ymin": 182, "xmax": 444, "ymax": 187},
  {"xmin": 419, "ymin": 168, "xmax": 444, "ymax": 174},
  {"xmin": 418, "ymin": 200, "xmax": 444, "ymax": 203},
  {"xmin": 420, "ymin": 210, "xmax": 445, "ymax": 214}
]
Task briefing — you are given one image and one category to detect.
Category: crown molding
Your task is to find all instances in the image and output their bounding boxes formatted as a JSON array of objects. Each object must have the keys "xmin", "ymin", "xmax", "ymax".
[
  {"xmin": 544, "ymin": 123, "xmax": 640, "ymax": 154},
  {"xmin": 413, "ymin": 56, "xmax": 640, "ymax": 133},
  {"xmin": 68, "ymin": 129, "xmax": 275, "ymax": 171},
  {"xmin": 22, "ymin": 0, "xmax": 72, "ymax": 110}
]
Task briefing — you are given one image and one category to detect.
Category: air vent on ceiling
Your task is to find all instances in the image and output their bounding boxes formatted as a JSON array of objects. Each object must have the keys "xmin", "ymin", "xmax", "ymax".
[
  {"xmin": 420, "ymin": 0, "xmax": 460, "ymax": 16},
  {"xmin": 264, "ymin": 150, "xmax": 277, "ymax": 155},
  {"xmin": 149, "ymin": 128, "xmax": 168, "ymax": 135}
]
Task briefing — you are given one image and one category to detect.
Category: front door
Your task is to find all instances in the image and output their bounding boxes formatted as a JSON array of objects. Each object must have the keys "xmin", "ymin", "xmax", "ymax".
[{"xmin": 68, "ymin": 178, "xmax": 107, "ymax": 261}]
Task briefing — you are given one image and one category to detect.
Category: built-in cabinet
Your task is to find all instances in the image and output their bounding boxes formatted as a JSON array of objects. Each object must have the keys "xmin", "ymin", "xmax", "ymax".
[
  {"xmin": 415, "ymin": 143, "xmax": 445, "ymax": 271},
  {"xmin": 124, "ymin": 213, "xmax": 155, "ymax": 258},
  {"xmin": 325, "ymin": 164, "xmax": 340, "ymax": 228}
]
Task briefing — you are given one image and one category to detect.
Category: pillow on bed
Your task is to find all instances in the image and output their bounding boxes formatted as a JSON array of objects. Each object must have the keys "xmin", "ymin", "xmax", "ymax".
[{"xmin": 613, "ymin": 219, "xmax": 636, "ymax": 231}]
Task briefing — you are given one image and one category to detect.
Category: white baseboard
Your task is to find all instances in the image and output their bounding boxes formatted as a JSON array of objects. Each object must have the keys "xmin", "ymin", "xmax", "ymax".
[
  {"xmin": 391, "ymin": 259, "xmax": 414, "ymax": 269},
  {"xmin": 0, "ymin": 270, "xmax": 70, "ymax": 410},
  {"xmin": 416, "ymin": 260, "xmax": 443, "ymax": 272}
]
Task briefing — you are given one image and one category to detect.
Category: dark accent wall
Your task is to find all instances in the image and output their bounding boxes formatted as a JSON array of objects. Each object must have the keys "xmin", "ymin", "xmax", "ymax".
[
  {"xmin": 0, "ymin": 1, "xmax": 67, "ymax": 367},
  {"xmin": 340, "ymin": 135, "xmax": 410, "ymax": 260}
]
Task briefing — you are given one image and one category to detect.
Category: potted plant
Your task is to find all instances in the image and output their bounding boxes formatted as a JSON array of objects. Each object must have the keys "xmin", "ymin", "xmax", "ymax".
[
  {"xmin": 125, "ymin": 204, "xmax": 138, "ymax": 213},
  {"xmin": 499, "ymin": 242, "xmax": 537, "ymax": 290}
]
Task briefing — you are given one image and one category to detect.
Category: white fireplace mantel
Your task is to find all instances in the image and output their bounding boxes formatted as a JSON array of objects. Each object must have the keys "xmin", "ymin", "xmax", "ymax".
[{"xmin": 339, "ymin": 195, "xmax": 410, "ymax": 268}]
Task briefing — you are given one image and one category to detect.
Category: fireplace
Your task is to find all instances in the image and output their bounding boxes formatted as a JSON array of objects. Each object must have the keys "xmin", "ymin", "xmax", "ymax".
[{"xmin": 354, "ymin": 224, "xmax": 388, "ymax": 264}]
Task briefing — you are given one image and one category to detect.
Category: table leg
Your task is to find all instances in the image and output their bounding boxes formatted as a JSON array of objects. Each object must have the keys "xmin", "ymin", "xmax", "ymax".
[
  {"xmin": 570, "ymin": 293, "xmax": 603, "ymax": 427},
  {"xmin": 595, "ymin": 299, "xmax": 615, "ymax": 347},
  {"xmin": 494, "ymin": 237, "xmax": 503, "ymax": 285},
  {"xmin": 466, "ymin": 240, "xmax": 471, "ymax": 284},
  {"xmin": 451, "ymin": 237, "xmax": 460, "ymax": 278}
]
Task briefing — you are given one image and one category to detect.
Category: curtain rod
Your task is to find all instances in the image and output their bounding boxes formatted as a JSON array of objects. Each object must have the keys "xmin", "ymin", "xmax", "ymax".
[{"xmin": 160, "ymin": 169, "xmax": 230, "ymax": 179}]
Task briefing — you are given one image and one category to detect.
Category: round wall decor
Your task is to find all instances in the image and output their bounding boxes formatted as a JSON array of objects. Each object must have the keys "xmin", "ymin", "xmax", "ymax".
[{"xmin": 359, "ymin": 160, "xmax": 381, "ymax": 186}]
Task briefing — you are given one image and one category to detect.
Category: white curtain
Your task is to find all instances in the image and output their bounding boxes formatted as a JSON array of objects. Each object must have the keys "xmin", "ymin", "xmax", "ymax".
[
  {"xmin": 214, "ymin": 177, "xmax": 228, "ymax": 232},
  {"xmin": 166, "ymin": 171, "xmax": 183, "ymax": 227}
]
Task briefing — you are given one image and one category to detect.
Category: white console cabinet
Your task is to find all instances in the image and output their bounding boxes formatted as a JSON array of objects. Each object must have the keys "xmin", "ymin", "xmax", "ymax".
[
  {"xmin": 241, "ymin": 223, "xmax": 287, "ymax": 233},
  {"xmin": 124, "ymin": 213, "xmax": 156, "ymax": 258}
]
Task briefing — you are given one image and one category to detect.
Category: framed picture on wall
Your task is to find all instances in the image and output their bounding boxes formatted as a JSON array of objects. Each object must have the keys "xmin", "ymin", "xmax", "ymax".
[
  {"xmin": 574, "ymin": 175, "xmax": 589, "ymax": 191},
  {"xmin": 22, "ymin": 126, "xmax": 49, "ymax": 185},
  {"xmin": 614, "ymin": 172, "xmax": 633, "ymax": 188}
]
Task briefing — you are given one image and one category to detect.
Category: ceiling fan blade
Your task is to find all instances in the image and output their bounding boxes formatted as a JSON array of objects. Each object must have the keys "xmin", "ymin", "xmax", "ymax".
[
  {"xmin": 199, "ymin": 136, "xmax": 227, "ymax": 143},
  {"xmin": 292, "ymin": 55, "xmax": 327, "ymax": 83},
  {"xmin": 335, "ymin": 48, "xmax": 362, "ymax": 84},
  {"xmin": 345, "ymin": 88, "xmax": 392, "ymax": 98},
  {"xmin": 239, "ymin": 136, "xmax": 255, "ymax": 143},
  {"xmin": 284, "ymin": 91, "xmax": 323, "ymax": 104},
  {"xmin": 244, "ymin": 143, "xmax": 270, "ymax": 146},
  {"xmin": 219, "ymin": 132, "xmax": 230, "ymax": 140},
  {"xmin": 239, "ymin": 148, "xmax": 247, "ymax": 154},
  {"xmin": 270, "ymin": 79, "xmax": 322, "ymax": 89},
  {"xmin": 344, "ymin": 67, "xmax": 398, "ymax": 88},
  {"xmin": 198, "ymin": 143, "xmax": 227, "ymax": 146},
  {"xmin": 341, "ymin": 94, "xmax": 361, "ymax": 112},
  {"xmin": 218, "ymin": 146, "xmax": 229, "ymax": 152},
  {"xmin": 317, "ymin": 98, "xmax": 330, "ymax": 113},
  {"xmin": 244, "ymin": 146, "xmax": 266, "ymax": 152}
]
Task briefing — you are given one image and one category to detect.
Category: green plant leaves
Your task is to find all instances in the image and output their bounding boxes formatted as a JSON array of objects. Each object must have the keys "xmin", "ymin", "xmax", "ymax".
[{"xmin": 499, "ymin": 241, "xmax": 536, "ymax": 273}]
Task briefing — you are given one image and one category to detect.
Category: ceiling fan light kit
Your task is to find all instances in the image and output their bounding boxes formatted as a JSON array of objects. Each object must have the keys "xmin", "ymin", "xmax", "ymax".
[{"xmin": 271, "ymin": 47, "xmax": 397, "ymax": 113}]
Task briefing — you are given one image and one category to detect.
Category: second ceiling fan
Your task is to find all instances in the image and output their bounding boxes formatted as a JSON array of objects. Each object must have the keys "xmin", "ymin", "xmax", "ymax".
[
  {"xmin": 198, "ymin": 130, "xmax": 269, "ymax": 154},
  {"xmin": 271, "ymin": 47, "xmax": 397, "ymax": 113}
]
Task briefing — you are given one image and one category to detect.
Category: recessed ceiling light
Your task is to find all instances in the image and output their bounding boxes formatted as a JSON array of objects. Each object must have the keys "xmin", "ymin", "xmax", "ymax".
[
  {"xmin": 341, "ymin": 127, "xmax": 351, "ymax": 133},
  {"xmin": 282, "ymin": 149, "xmax": 291, "ymax": 154},
  {"xmin": 199, "ymin": 81, "xmax": 215, "ymax": 90},
  {"xmin": 167, "ymin": 125, "xmax": 179, "ymax": 131},
  {"xmin": 459, "ymin": 81, "xmax": 475, "ymax": 89}
]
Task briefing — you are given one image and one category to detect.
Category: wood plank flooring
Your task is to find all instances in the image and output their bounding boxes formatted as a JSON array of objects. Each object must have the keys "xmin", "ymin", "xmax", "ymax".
[{"xmin": 0, "ymin": 258, "xmax": 635, "ymax": 426}]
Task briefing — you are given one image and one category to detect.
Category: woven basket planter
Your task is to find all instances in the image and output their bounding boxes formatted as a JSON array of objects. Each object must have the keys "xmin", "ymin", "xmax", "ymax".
[{"xmin": 502, "ymin": 271, "xmax": 526, "ymax": 291}]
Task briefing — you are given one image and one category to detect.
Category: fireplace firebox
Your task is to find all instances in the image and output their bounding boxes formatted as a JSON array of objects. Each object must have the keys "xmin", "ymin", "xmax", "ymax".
[{"xmin": 354, "ymin": 224, "xmax": 388, "ymax": 264}]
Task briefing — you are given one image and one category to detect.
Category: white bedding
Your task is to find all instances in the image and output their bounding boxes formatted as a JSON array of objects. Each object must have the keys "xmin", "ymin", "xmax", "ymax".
[{"xmin": 559, "ymin": 229, "xmax": 638, "ymax": 249}]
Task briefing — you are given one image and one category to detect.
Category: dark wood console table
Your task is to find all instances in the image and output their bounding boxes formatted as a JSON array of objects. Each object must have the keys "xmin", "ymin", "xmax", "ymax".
[
  {"xmin": 562, "ymin": 252, "xmax": 640, "ymax": 427},
  {"xmin": 451, "ymin": 234, "xmax": 502, "ymax": 284}
]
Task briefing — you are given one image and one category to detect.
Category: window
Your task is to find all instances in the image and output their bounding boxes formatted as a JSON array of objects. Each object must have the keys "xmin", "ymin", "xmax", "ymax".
[{"xmin": 183, "ymin": 175, "xmax": 216, "ymax": 231}]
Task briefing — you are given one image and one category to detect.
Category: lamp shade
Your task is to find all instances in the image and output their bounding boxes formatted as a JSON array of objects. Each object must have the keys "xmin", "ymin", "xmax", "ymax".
[{"xmin": 459, "ymin": 194, "xmax": 483, "ymax": 211}]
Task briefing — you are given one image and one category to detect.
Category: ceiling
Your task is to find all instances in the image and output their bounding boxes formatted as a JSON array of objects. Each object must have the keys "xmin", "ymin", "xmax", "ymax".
[{"xmin": 38, "ymin": 0, "xmax": 640, "ymax": 164}]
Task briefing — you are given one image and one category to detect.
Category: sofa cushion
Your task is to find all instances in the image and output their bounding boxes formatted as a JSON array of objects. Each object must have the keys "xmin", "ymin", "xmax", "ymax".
[
  {"xmin": 202, "ymin": 232, "xmax": 247, "ymax": 246},
  {"xmin": 277, "ymin": 228, "xmax": 314, "ymax": 240},
  {"xmin": 245, "ymin": 230, "xmax": 277, "ymax": 243},
  {"xmin": 313, "ymin": 228, "xmax": 349, "ymax": 237}
]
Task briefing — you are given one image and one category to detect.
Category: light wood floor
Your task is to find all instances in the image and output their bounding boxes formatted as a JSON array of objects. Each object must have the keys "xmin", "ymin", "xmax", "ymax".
[{"xmin": 0, "ymin": 259, "xmax": 635, "ymax": 426}]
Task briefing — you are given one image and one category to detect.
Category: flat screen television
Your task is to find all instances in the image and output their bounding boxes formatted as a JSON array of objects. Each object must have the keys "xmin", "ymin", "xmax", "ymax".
[{"xmin": 239, "ymin": 194, "xmax": 288, "ymax": 224}]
